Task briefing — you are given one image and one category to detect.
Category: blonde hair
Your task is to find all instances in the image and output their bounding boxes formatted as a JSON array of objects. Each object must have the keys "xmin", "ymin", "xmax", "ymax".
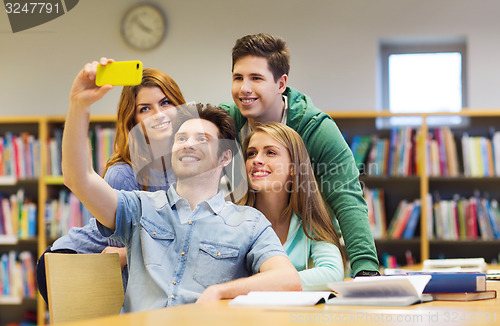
[{"xmin": 240, "ymin": 122, "xmax": 345, "ymax": 264}]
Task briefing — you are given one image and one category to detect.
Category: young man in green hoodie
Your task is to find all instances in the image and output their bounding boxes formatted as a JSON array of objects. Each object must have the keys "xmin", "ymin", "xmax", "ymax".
[{"xmin": 219, "ymin": 33, "xmax": 380, "ymax": 277}]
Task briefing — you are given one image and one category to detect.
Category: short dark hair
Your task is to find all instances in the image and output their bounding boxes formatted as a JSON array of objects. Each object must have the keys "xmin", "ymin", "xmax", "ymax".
[
  {"xmin": 173, "ymin": 103, "xmax": 236, "ymax": 156},
  {"xmin": 232, "ymin": 33, "xmax": 290, "ymax": 82}
]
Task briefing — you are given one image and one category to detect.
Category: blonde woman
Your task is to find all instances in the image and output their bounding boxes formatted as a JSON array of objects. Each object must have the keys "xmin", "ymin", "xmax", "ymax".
[{"xmin": 241, "ymin": 122, "xmax": 345, "ymax": 290}]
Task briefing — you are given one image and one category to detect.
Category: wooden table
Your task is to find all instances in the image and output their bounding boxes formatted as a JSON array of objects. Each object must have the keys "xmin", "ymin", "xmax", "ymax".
[{"xmin": 61, "ymin": 281, "xmax": 500, "ymax": 326}]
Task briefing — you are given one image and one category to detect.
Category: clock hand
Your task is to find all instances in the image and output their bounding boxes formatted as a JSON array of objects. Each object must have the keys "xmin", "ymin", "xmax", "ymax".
[{"xmin": 135, "ymin": 17, "xmax": 152, "ymax": 34}]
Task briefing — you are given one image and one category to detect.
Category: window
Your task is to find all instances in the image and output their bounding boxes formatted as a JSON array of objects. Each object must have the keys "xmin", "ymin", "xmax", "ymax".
[{"xmin": 379, "ymin": 40, "xmax": 467, "ymax": 127}]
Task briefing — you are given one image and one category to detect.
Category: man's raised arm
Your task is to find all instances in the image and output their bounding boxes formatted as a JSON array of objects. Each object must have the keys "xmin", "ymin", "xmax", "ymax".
[{"xmin": 62, "ymin": 58, "xmax": 118, "ymax": 230}]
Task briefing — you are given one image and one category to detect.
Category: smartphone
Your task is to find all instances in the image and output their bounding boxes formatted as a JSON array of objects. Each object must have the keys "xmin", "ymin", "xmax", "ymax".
[{"xmin": 95, "ymin": 60, "xmax": 143, "ymax": 86}]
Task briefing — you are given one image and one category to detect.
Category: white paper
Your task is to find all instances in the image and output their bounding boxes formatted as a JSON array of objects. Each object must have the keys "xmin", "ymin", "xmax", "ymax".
[{"xmin": 229, "ymin": 291, "xmax": 334, "ymax": 306}]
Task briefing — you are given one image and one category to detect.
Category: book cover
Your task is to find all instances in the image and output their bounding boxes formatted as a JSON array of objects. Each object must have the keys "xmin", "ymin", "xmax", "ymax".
[
  {"xmin": 386, "ymin": 200, "xmax": 407, "ymax": 238},
  {"xmin": 443, "ymin": 127, "xmax": 459, "ymax": 176},
  {"xmin": 410, "ymin": 272, "xmax": 487, "ymax": 293},
  {"xmin": 456, "ymin": 197, "xmax": 467, "ymax": 239},
  {"xmin": 461, "ymin": 133, "xmax": 470, "ymax": 176},
  {"xmin": 392, "ymin": 201, "xmax": 415, "ymax": 239},
  {"xmin": 493, "ymin": 131, "xmax": 500, "ymax": 176},
  {"xmin": 483, "ymin": 198, "xmax": 500, "ymax": 239},
  {"xmin": 401, "ymin": 200, "xmax": 421, "ymax": 239},
  {"xmin": 475, "ymin": 191, "xmax": 494, "ymax": 239},
  {"xmin": 467, "ymin": 196, "xmax": 478, "ymax": 239}
]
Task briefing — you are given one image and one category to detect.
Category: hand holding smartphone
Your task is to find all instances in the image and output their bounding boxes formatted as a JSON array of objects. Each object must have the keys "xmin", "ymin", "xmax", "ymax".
[{"xmin": 95, "ymin": 60, "xmax": 143, "ymax": 86}]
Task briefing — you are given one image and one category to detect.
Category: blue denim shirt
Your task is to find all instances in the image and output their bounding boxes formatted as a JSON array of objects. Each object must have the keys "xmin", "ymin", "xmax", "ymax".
[{"xmin": 98, "ymin": 185, "xmax": 286, "ymax": 312}]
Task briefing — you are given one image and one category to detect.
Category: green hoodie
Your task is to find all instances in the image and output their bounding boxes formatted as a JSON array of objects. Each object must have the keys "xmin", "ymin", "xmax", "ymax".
[{"xmin": 220, "ymin": 86, "xmax": 379, "ymax": 276}]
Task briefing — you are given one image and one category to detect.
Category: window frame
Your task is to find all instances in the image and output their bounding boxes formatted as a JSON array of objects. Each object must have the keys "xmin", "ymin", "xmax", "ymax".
[{"xmin": 379, "ymin": 40, "xmax": 468, "ymax": 127}]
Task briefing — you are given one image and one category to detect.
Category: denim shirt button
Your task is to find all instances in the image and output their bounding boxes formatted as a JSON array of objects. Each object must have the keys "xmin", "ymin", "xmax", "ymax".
[
  {"xmin": 153, "ymin": 231, "xmax": 157, "ymax": 235},
  {"xmin": 172, "ymin": 281, "xmax": 177, "ymax": 285},
  {"xmin": 181, "ymin": 252, "xmax": 185, "ymax": 256},
  {"xmin": 171, "ymin": 295, "xmax": 175, "ymax": 299},
  {"xmin": 217, "ymin": 252, "xmax": 221, "ymax": 256},
  {"xmin": 188, "ymin": 221, "xmax": 192, "ymax": 225}
]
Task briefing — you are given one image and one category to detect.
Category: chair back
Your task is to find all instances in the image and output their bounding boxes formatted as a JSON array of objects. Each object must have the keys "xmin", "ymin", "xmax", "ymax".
[{"xmin": 45, "ymin": 253, "xmax": 124, "ymax": 324}]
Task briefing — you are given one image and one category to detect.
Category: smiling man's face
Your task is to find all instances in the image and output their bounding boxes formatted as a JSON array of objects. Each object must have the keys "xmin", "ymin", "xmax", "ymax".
[{"xmin": 171, "ymin": 119, "xmax": 221, "ymax": 180}]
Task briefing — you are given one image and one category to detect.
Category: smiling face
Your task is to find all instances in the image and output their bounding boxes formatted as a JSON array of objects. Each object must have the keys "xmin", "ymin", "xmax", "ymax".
[
  {"xmin": 135, "ymin": 86, "xmax": 177, "ymax": 141},
  {"xmin": 231, "ymin": 55, "xmax": 287, "ymax": 124},
  {"xmin": 171, "ymin": 119, "xmax": 222, "ymax": 180},
  {"xmin": 245, "ymin": 131, "xmax": 292, "ymax": 193}
]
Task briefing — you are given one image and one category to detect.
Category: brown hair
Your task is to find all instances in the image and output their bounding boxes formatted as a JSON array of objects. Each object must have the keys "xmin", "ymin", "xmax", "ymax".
[
  {"xmin": 172, "ymin": 103, "xmax": 236, "ymax": 157},
  {"xmin": 232, "ymin": 33, "xmax": 290, "ymax": 82},
  {"xmin": 240, "ymin": 122, "xmax": 345, "ymax": 264},
  {"xmin": 103, "ymin": 68, "xmax": 186, "ymax": 175}
]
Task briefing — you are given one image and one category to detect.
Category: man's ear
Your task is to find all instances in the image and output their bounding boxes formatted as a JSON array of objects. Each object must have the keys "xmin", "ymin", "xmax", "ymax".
[
  {"xmin": 219, "ymin": 149, "xmax": 232, "ymax": 168},
  {"xmin": 278, "ymin": 74, "xmax": 288, "ymax": 94}
]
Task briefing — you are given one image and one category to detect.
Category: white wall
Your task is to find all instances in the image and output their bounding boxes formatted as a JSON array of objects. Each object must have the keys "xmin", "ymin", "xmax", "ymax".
[{"xmin": 1, "ymin": 0, "xmax": 500, "ymax": 116}]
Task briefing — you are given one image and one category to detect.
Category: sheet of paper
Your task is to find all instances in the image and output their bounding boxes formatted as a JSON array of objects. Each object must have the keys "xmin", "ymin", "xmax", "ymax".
[{"xmin": 229, "ymin": 291, "xmax": 334, "ymax": 306}]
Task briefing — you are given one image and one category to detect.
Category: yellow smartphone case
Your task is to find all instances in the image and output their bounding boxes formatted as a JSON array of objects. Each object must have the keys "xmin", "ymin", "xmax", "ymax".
[{"xmin": 95, "ymin": 60, "xmax": 143, "ymax": 86}]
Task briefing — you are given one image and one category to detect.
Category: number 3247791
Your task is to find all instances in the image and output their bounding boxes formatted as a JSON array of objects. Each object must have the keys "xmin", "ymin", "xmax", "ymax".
[{"xmin": 5, "ymin": 2, "xmax": 60, "ymax": 14}]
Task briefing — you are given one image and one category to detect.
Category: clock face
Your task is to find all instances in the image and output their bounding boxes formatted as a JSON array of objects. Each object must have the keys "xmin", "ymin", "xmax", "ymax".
[{"xmin": 121, "ymin": 4, "xmax": 166, "ymax": 51}]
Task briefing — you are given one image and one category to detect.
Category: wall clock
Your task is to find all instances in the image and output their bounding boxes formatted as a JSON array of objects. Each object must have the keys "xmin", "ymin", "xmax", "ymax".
[{"xmin": 121, "ymin": 4, "xmax": 166, "ymax": 51}]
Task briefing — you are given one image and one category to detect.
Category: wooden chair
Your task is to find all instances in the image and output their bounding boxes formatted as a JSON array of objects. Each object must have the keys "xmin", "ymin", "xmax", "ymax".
[{"xmin": 44, "ymin": 253, "xmax": 125, "ymax": 324}]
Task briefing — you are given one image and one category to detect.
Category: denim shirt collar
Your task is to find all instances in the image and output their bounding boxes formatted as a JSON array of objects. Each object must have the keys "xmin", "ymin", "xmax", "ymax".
[{"xmin": 166, "ymin": 185, "xmax": 226, "ymax": 224}]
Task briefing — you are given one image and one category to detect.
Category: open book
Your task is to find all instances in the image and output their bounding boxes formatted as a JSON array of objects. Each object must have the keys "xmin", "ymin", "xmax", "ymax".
[
  {"xmin": 326, "ymin": 275, "xmax": 433, "ymax": 306},
  {"xmin": 229, "ymin": 291, "xmax": 334, "ymax": 306}
]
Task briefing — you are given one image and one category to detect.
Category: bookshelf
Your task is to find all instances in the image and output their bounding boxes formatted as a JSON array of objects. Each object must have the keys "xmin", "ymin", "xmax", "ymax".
[
  {"xmin": 3, "ymin": 111, "xmax": 500, "ymax": 323},
  {"xmin": 0, "ymin": 115, "xmax": 115, "ymax": 326},
  {"xmin": 330, "ymin": 109, "xmax": 500, "ymax": 269}
]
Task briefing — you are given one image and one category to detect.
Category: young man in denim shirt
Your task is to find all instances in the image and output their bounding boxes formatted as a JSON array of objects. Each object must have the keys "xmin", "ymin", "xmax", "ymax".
[{"xmin": 61, "ymin": 58, "xmax": 302, "ymax": 312}]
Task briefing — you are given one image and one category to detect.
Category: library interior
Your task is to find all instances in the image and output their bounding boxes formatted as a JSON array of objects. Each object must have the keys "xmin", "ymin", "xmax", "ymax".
[{"xmin": 2, "ymin": 0, "xmax": 500, "ymax": 325}]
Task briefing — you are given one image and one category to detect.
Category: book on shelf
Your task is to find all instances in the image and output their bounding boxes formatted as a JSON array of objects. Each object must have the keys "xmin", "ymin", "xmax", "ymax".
[
  {"xmin": 45, "ymin": 190, "xmax": 84, "ymax": 239},
  {"xmin": 0, "ymin": 250, "xmax": 36, "ymax": 299},
  {"xmin": 47, "ymin": 125, "xmax": 116, "ymax": 177},
  {"xmin": 429, "ymin": 191, "xmax": 500, "ymax": 240},
  {"xmin": 493, "ymin": 130, "xmax": 500, "ymax": 176},
  {"xmin": 387, "ymin": 199, "xmax": 421, "ymax": 239},
  {"xmin": 326, "ymin": 275, "xmax": 432, "ymax": 306},
  {"xmin": 350, "ymin": 135, "xmax": 372, "ymax": 171},
  {"xmin": 229, "ymin": 291, "xmax": 334, "ymax": 306},
  {"xmin": 401, "ymin": 199, "xmax": 421, "ymax": 239},
  {"xmin": 0, "ymin": 189, "xmax": 37, "ymax": 239},
  {"xmin": 0, "ymin": 131, "xmax": 39, "ymax": 179},
  {"xmin": 363, "ymin": 188, "xmax": 386, "ymax": 238},
  {"xmin": 349, "ymin": 127, "xmax": 418, "ymax": 177}
]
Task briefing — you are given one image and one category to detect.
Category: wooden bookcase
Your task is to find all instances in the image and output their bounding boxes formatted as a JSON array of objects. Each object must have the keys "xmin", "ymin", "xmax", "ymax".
[
  {"xmin": 0, "ymin": 115, "xmax": 115, "ymax": 326},
  {"xmin": 329, "ymin": 109, "xmax": 500, "ymax": 268},
  {"xmin": 2, "ymin": 111, "xmax": 500, "ymax": 323}
]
